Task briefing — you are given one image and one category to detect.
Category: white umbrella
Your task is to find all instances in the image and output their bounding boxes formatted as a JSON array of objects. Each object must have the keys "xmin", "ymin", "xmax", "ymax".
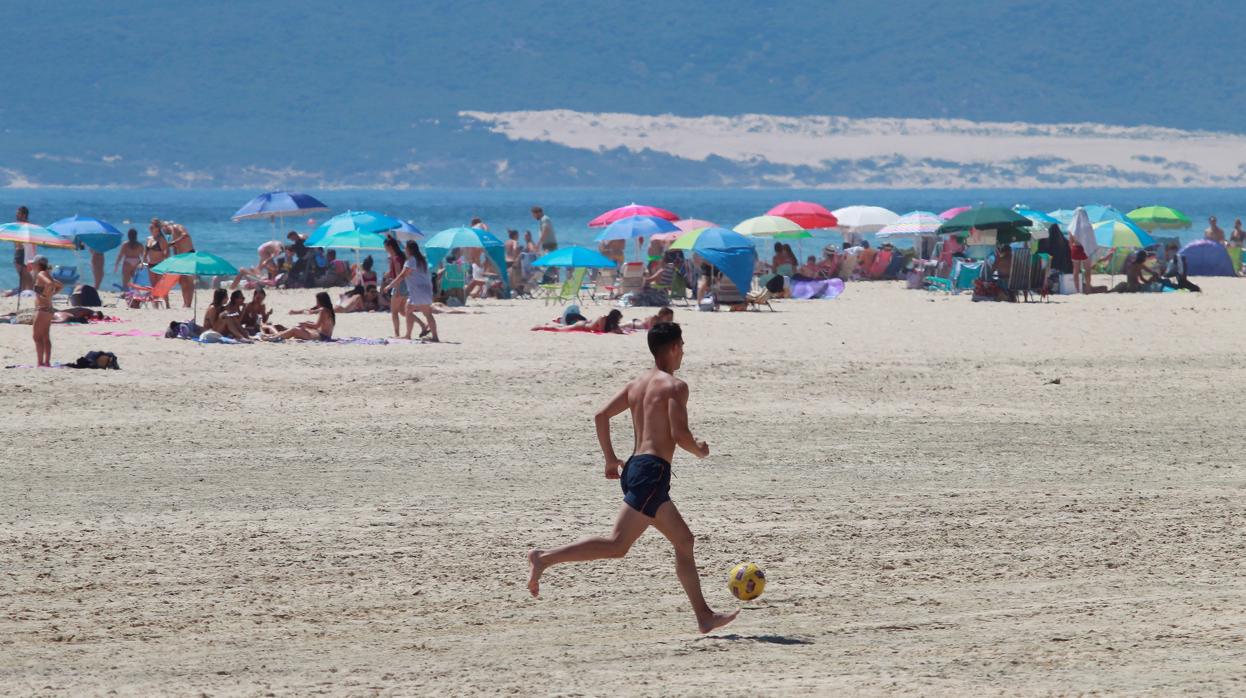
[
  {"xmin": 876, "ymin": 211, "xmax": 941, "ymax": 238},
  {"xmin": 832, "ymin": 206, "xmax": 900, "ymax": 244}
]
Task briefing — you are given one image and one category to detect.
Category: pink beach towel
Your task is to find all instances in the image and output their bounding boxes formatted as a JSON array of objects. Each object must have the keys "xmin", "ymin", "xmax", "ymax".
[{"xmin": 85, "ymin": 329, "xmax": 163, "ymax": 337}]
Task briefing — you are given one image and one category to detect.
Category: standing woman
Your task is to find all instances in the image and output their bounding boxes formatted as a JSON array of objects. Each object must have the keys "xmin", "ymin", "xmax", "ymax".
[
  {"xmin": 144, "ymin": 219, "xmax": 170, "ymax": 286},
  {"xmin": 169, "ymin": 223, "xmax": 196, "ymax": 308},
  {"xmin": 31, "ymin": 256, "xmax": 63, "ymax": 367},
  {"xmin": 385, "ymin": 240, "xmax": 438, "ymax": 342},
  {"xmin": 114, "ymin": 228, "xmax": 144, "ymax": 288},
  {"xmin": 383, "ymin": 236, "xmax": 408, "ymax": 338}
]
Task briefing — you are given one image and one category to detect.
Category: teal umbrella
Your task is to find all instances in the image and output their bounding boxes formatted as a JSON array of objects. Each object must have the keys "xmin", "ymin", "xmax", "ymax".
[
  {"xmin": 318, "ymin": 229, "xmax": 388, "ymax": 251},
  {"xmin": 424, "ymin": 227, "xmax": 509, "ymax": 290},
  {"xmin": 533, "ymin": 246, "xmax": 617, "ymax": 268},
  {"xmin": 152, "ymin": 252, "xmax": 240, "ymax": 320},
  {"xmin": 306, "ymin": 210, "xmax": 403, "ymax": 247}
]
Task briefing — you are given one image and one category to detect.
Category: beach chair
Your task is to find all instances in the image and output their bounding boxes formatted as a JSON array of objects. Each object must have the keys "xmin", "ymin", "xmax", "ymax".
[
  {"xmin": 746, "ymin": 287, "xmax": 775, "ymax": 311},
  {"xmin": 715, "ymin": 277, "xmax": 747, "ymax": 309},
  {"xmin": 543, "ymin": 267, "xmax": 588, "ymax": 305},
  {"xmin": 1006, "ymin": 243, "xmax": 1034, "ymax": 301},
  {"xmin": 866, "ymin": 250, "xmax": 893, "ymax": 279},
  {"xmin": 668, "ymin": 272, "xmax": 690, "ymax": 306},
  {"xmin": 441, "ymin": 263, "xmax": 468, "ymax": 303},
  {"xmin": 128, "ymin": 273, "xmax": 181, "ymax": 309},
  {"xmin": 951, "ymin": 258, "xmax": 983, "ymax": 293},
  {"xmin": 619, "ymin": 262, "xmax": 645, "ymax": 297}
]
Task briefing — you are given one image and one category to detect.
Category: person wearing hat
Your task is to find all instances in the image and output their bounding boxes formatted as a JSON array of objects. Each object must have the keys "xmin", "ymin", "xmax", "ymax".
[{"xmin": 31, "ymin": 255, "xmax": 63, "ymax": 367}]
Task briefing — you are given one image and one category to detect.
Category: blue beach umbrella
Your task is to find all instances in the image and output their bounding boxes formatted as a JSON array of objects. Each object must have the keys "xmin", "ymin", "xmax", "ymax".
[
  {"xmin": 232, "ymin": 191, "xmax": 329, "ymax": 221},
  {"xmin": 424, "ymin": 227, "xmax": 509, "ymax": 289},
  {"xmin": 533, "ymin": 246, "xmax": 618, "ymax": 269},
  {"xmin": 318, "ymin": 229, "xmax": 389, "ymax": 251},
  {"xmin": 392, "ymin": 219, "xmax": 424, "ymax": 239},
  {"xmin": 593, "ymin": 215, "xmax": 679, "ymax": 242},
  {"xmin": 306, "ymin": 210, "xmax": 403, "ymax": 247},
  {"xmin": 48, "ymin": 215, "xmax": 123, "ymax": 252},
  {"xmin": 1012, "ymin": 207, "xmax": 1059, "ymax": 225}
]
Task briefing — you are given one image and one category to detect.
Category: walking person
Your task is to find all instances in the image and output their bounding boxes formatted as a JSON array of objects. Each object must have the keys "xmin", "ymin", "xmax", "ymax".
[
  {"xmin": 31, "ymin": 256, "xmax": 62, "ymax": 367},
  {"xmin": 383, "ymin": 236, "xmax": 408, "ymax": 338},
  {"xmin": 384, "ymin": 240, "xmax": 438, "ymax": 342},
  {"xmin": 526, "ymin": 322, "xmax": 738, "ymax": 633}
]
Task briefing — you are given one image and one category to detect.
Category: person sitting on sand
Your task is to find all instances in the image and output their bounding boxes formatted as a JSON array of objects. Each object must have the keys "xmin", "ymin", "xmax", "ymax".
[
  {"xmin": 351, "ymin": 255, "xmax": 378, "ymax": 287},
  {"xmin": 533, "ymin": 308, "xmax": 624, "ymax": 333},
  {"xmin": 241, "ymin": 288, "xmax": 271, "ymax": 334},
  {"xmin": 203, "ymin": 288, "xmax": 227, "ymax": 334},
  {"xmin": 217, "ymin": 290, "xmax": 254, "ymax": 342},
  {"xmin": 1160, "ymin": 242, "xmax": 1202, "ymax": 293},
  {"xmin": 264, "ymin": 291, "xmax": 336, "ymax": 341},
  {"xmin": 1111, "ymin": 250, "xmax": 1161, "ymax": 293},
  {"xmin": 328, "ymin": 285, "xmax": 383, "ymax": 313}
]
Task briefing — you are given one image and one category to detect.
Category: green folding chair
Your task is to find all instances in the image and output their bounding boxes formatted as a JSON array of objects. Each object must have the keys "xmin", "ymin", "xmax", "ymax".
[
  {"xmin": 543, "ymin": 267, "xmax": 588, "ymax": 305},
  {"xmin": 441, "ymin": 263, "xmax": 468, "ymax": 303}
]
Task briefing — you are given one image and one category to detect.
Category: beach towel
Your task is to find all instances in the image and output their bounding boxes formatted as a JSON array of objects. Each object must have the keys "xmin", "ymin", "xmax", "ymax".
[
  {"xmin": 790, "ymin": 278, "xmax": 845, "ymax": 300},
  {"xmin": 85, "ymin": 329, "xmax": 163, "ymax": 337},
  {"xmin": 532, "ymin": 326, "xmax": 639, "ymax": 335},
  {"xmin": 5, "ymin": 363, "xmax": 70, "ymax": 369}
]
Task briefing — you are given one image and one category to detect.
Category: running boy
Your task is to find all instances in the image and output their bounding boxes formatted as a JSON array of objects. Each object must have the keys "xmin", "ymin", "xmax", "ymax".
[{"xmin": 527, "ymin": 322, "xmax": 738, "ymax": 633}]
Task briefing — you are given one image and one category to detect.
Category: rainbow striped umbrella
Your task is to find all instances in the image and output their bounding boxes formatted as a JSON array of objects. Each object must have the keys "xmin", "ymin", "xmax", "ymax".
[
  {"xmin": 1093, "ymin": 219, "xmax": 1155, "ymax": 249},
  {"xmin": 877, "ymin": 211, "xmax": 942, "ymax": 238},
  {"xmin": 0, "ymin": 221, "xmax": 74, "ymax": 249}
]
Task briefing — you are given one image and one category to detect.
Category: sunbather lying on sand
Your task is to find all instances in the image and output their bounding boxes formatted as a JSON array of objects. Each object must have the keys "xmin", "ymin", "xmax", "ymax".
[
  {"xmin": 631, "ymin": 306, "xmax": 673, "ymax": 330},
  {"xmin": 2, "ymin": 307, "xmax": 106, "ymax": 325},
  {"xmin": 533, "ymin": 309, "xmax": 625, "ymax": 333}
]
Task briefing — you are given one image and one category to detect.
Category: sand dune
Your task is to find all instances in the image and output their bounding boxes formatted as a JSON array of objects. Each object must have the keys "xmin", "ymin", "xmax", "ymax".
[{"xmin": 2, "ymin": 281, "xmax": 1245, "ymax": 695}]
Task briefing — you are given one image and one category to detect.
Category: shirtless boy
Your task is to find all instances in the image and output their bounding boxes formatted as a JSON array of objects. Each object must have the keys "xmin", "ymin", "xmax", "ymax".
[{"xmin": 527, "ymin": 322, "xmax": 738, "ymax": 633}]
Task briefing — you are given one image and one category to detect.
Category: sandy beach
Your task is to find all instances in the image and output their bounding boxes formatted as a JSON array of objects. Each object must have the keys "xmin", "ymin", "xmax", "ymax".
[{"xmin": 3, "ymin": 280, "xmax": 1245, "ymax": 695}]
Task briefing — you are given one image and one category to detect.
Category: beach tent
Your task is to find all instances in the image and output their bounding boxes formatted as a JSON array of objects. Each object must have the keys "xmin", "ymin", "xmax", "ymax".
[
  {"xmin": 696, "ymin": 246, "xmax": 757, "ymax": 297},
  {"xmin": 424, "ymin": 226, "xmax": 510, "ymax": 289},
  {"xmin": 1179, "ymin": 240, "xmax": 1236, "ymax": 276}
]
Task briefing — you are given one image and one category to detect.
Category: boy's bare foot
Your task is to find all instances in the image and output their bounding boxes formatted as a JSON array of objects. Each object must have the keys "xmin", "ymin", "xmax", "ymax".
[
  {"xmin": 527, "ymin": 549, "xmax": 545, "ymax": 597},
  {"xmin": 697, "ymin": 609, "xmax": 740, "ymax": 634}
]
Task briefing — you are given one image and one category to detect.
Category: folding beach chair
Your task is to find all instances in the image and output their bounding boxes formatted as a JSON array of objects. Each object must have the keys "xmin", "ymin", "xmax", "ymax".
[
  {"xmin": 746, "ymin": 287, "xmax": 775, "ymax": 311},
  {"xmin": 542, "ymin": 267, "xmax": 588, "ymax": 305},
  {"xmin": 618, "ymin": 262, "xmax": 645, "ymax": 297},
  {"xmin": 441, "ymin": 263, "xmax": 468, "ymax": 303},
  {"xmin": 127, "ymin": 273, "xmax": 181, "ymax": 309},
  {"xmin": 1006, "ymin": 243, "xmax": 1034, "ymax": 301},
  {"xmin": 714, "ymin": 277, "xmax": 747, "ymax": 309}
]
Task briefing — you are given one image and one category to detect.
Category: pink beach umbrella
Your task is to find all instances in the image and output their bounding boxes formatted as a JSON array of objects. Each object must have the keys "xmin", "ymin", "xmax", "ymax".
[
  {"xmin": 766, "ymin": 201, "xmax": 838, "ymax": 229},
  {"xmin": 939, "ymin": 206, "xmax": 972, "ymax": 220},
  {"xmin": 653, "ymin": 218, "xmax": 715, "ymax": 242},
  {"xmin": 589, "ymin": 203, "xmax": 680, "ymax": 228}
]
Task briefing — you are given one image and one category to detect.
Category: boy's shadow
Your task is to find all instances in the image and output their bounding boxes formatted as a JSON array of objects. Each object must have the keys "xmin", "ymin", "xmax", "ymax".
[{"xmin": 698, "ymin": 633, "xmax": 812, "ymax": 645}]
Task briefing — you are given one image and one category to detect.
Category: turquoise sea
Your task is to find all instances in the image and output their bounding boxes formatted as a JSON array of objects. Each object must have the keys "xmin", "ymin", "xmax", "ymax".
[{"xmin": 3, "ymin": 188, "xmax": 1242, "ymax": 289}]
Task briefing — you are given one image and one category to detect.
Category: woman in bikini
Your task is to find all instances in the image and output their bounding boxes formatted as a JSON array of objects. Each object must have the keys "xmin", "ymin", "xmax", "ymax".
[
  {"xmin": 533, "ymin": 309, "xmax": 624, "ymax": 333},
  {"xmin": 264, "ymin": 291, "xmax": 336, "ymax": 341},
  {"xmin": 114, "ymin": 228, "xmax": 145, "ymax": 289},
  {"xmin": 144, "ymin": 219, "xmax": 170, "ymax": 286},
  {"xmin": 31, "ymin": 256, "xmax": 63, "ymax": 367},
  {"xmin": 241, "ymin": 288, "xmax": 271, "ymax": 335},
  {"xmin": 168, "ymin": 223, "xmax": 196, "ymax": 307}
]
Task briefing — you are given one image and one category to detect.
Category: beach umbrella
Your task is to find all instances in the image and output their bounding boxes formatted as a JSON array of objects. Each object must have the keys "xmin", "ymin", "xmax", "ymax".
[
  {"xmin": 306, "ymin": 210, "xmax": 403, "ymax": 247},
  {"xmin": 232, "ymin": 191, "xmax": 328, "ymax": 221},
  {"xmin": 232, "ymin": 191, "xmax": 329, "ymax": 241},
  {"xmin": 593, "ymin": 215, "xmax": 679, "ymax": 242},
  {"xmin": 152, "ymin": 252, "xmax": 241, "ymax": 320},
  {"xmin": 654, "ymin": 218, "xmax": 716, "ymax": 242},
  {"xmin": 319, "ymin": 229, "xmax": 389, "ymax": 251},
  {"xmin": 831, "ymin": 206, "xmax": 900, "ymax": 237},
  {"xmin": 48, "ymin": 215, "xmax": 122, "ymax": 252},
  {"xmin": 424, "ymin": 226, "xmax": 509, "ymax": 289},
  {"xmin": 1127, "ymin": 205, "xmax": 1191, "ymax": 230},
  {"xmin": 533, "ymin": 246, "xmax": 618, "ymax": 269},
  {"xmin": 766, "ymin": 201, "xmax": 838, "ymax": 229},
  {"xmin": 1093, "ymin": 219, "xmax": 1156, "ymax": 249},
  {"xmin": 939, "ymin": 206, "xmax": 972, "ymax": 220},
  {"xmin": 0, "ymin": 221, "xmax": 74, "ymax": 250},
  {"xmin": 876, "ymin": 211, "xmax": 942, "ymax": 238},
  {"xmin": 733, "ymin": 215, "xmax": 810, "ymax": 239},
  {"xmin": 668, "ymin": 226, "xmax": 754, "ymax": 252},
  {"xmin": 1013, "ymin": 207, "xmax": 1059, "ymax": 226},
  {"xmin": 392, "ymin": 219, "xmax": 424, "ymax": 240},
  {"xmin": 937, "ymin": 207, "xmax": 1031, "ymax": 233},
  {"xmin": 589, "ymin": 203, "xmax": 679, "ymax": 228},
  {"xmin": 1047, "ymin": 209, "xmax": 1077, "ymax": 226}
]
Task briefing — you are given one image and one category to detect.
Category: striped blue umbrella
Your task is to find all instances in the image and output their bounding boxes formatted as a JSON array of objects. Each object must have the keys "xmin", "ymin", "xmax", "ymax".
[{"xmin": 232, "ymin": 191, "xmax": 329, "ymax": 221}]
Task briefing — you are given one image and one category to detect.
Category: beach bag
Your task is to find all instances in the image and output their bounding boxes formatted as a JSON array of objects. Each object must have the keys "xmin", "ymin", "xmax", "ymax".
[
  {"xmin": 971, "ymin": 277, "xmax": 1000, "ymax": 301},
  {"xmin": 70, "ymin": 350, "xmax": 120, "ymax": 370},
  {"xmin": 70, "ymin": 284, "xmax": 102, "ymax": 307},
  {"xmin": 698, "ymin": 295, "xmax": 716, "ymax": 311},
  {"xmin": 165, "ymin": 321, "xmax": 201, "ymax": 339}
]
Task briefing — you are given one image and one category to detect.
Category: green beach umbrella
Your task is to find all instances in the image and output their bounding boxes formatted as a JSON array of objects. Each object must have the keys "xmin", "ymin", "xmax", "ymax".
[
  {"xmin": 151, "ymin": 252, "xmax": 240, "ymax": 322},
  {"xmin": 936, "ymin": 207, "xmax": 1032, "ymax": 243},
  {"xmin": 1127, "ymin": 205, "xmax": 1191, "ymax": 230},
  {"xmin": 318, "ymin": 229, "xmax": 389, "ymax": 251},
  {"xmin": 668, "ymin": 226, "xmax": 754, "ymax": 252},
  {"xmin": 733, "ymin": 215, "xmax": 811, "ymax": 239}
]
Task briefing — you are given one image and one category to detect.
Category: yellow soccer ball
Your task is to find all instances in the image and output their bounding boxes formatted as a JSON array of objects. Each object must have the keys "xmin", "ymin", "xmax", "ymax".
[{"xmin": 727, "ymin": 562, "xmax": 766, "ymax": 601}]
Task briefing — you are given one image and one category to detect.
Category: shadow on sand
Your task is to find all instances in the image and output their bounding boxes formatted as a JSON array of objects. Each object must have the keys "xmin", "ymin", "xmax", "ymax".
[{"xmin": 699, "ymin": 633, "xmax": 813, "ymax": 645}]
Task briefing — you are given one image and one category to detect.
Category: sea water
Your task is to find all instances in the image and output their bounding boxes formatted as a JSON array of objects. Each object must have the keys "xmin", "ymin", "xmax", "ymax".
[{"xmin": 3, "ymin": 187, "xmax": 1242, "ymax": 289}]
